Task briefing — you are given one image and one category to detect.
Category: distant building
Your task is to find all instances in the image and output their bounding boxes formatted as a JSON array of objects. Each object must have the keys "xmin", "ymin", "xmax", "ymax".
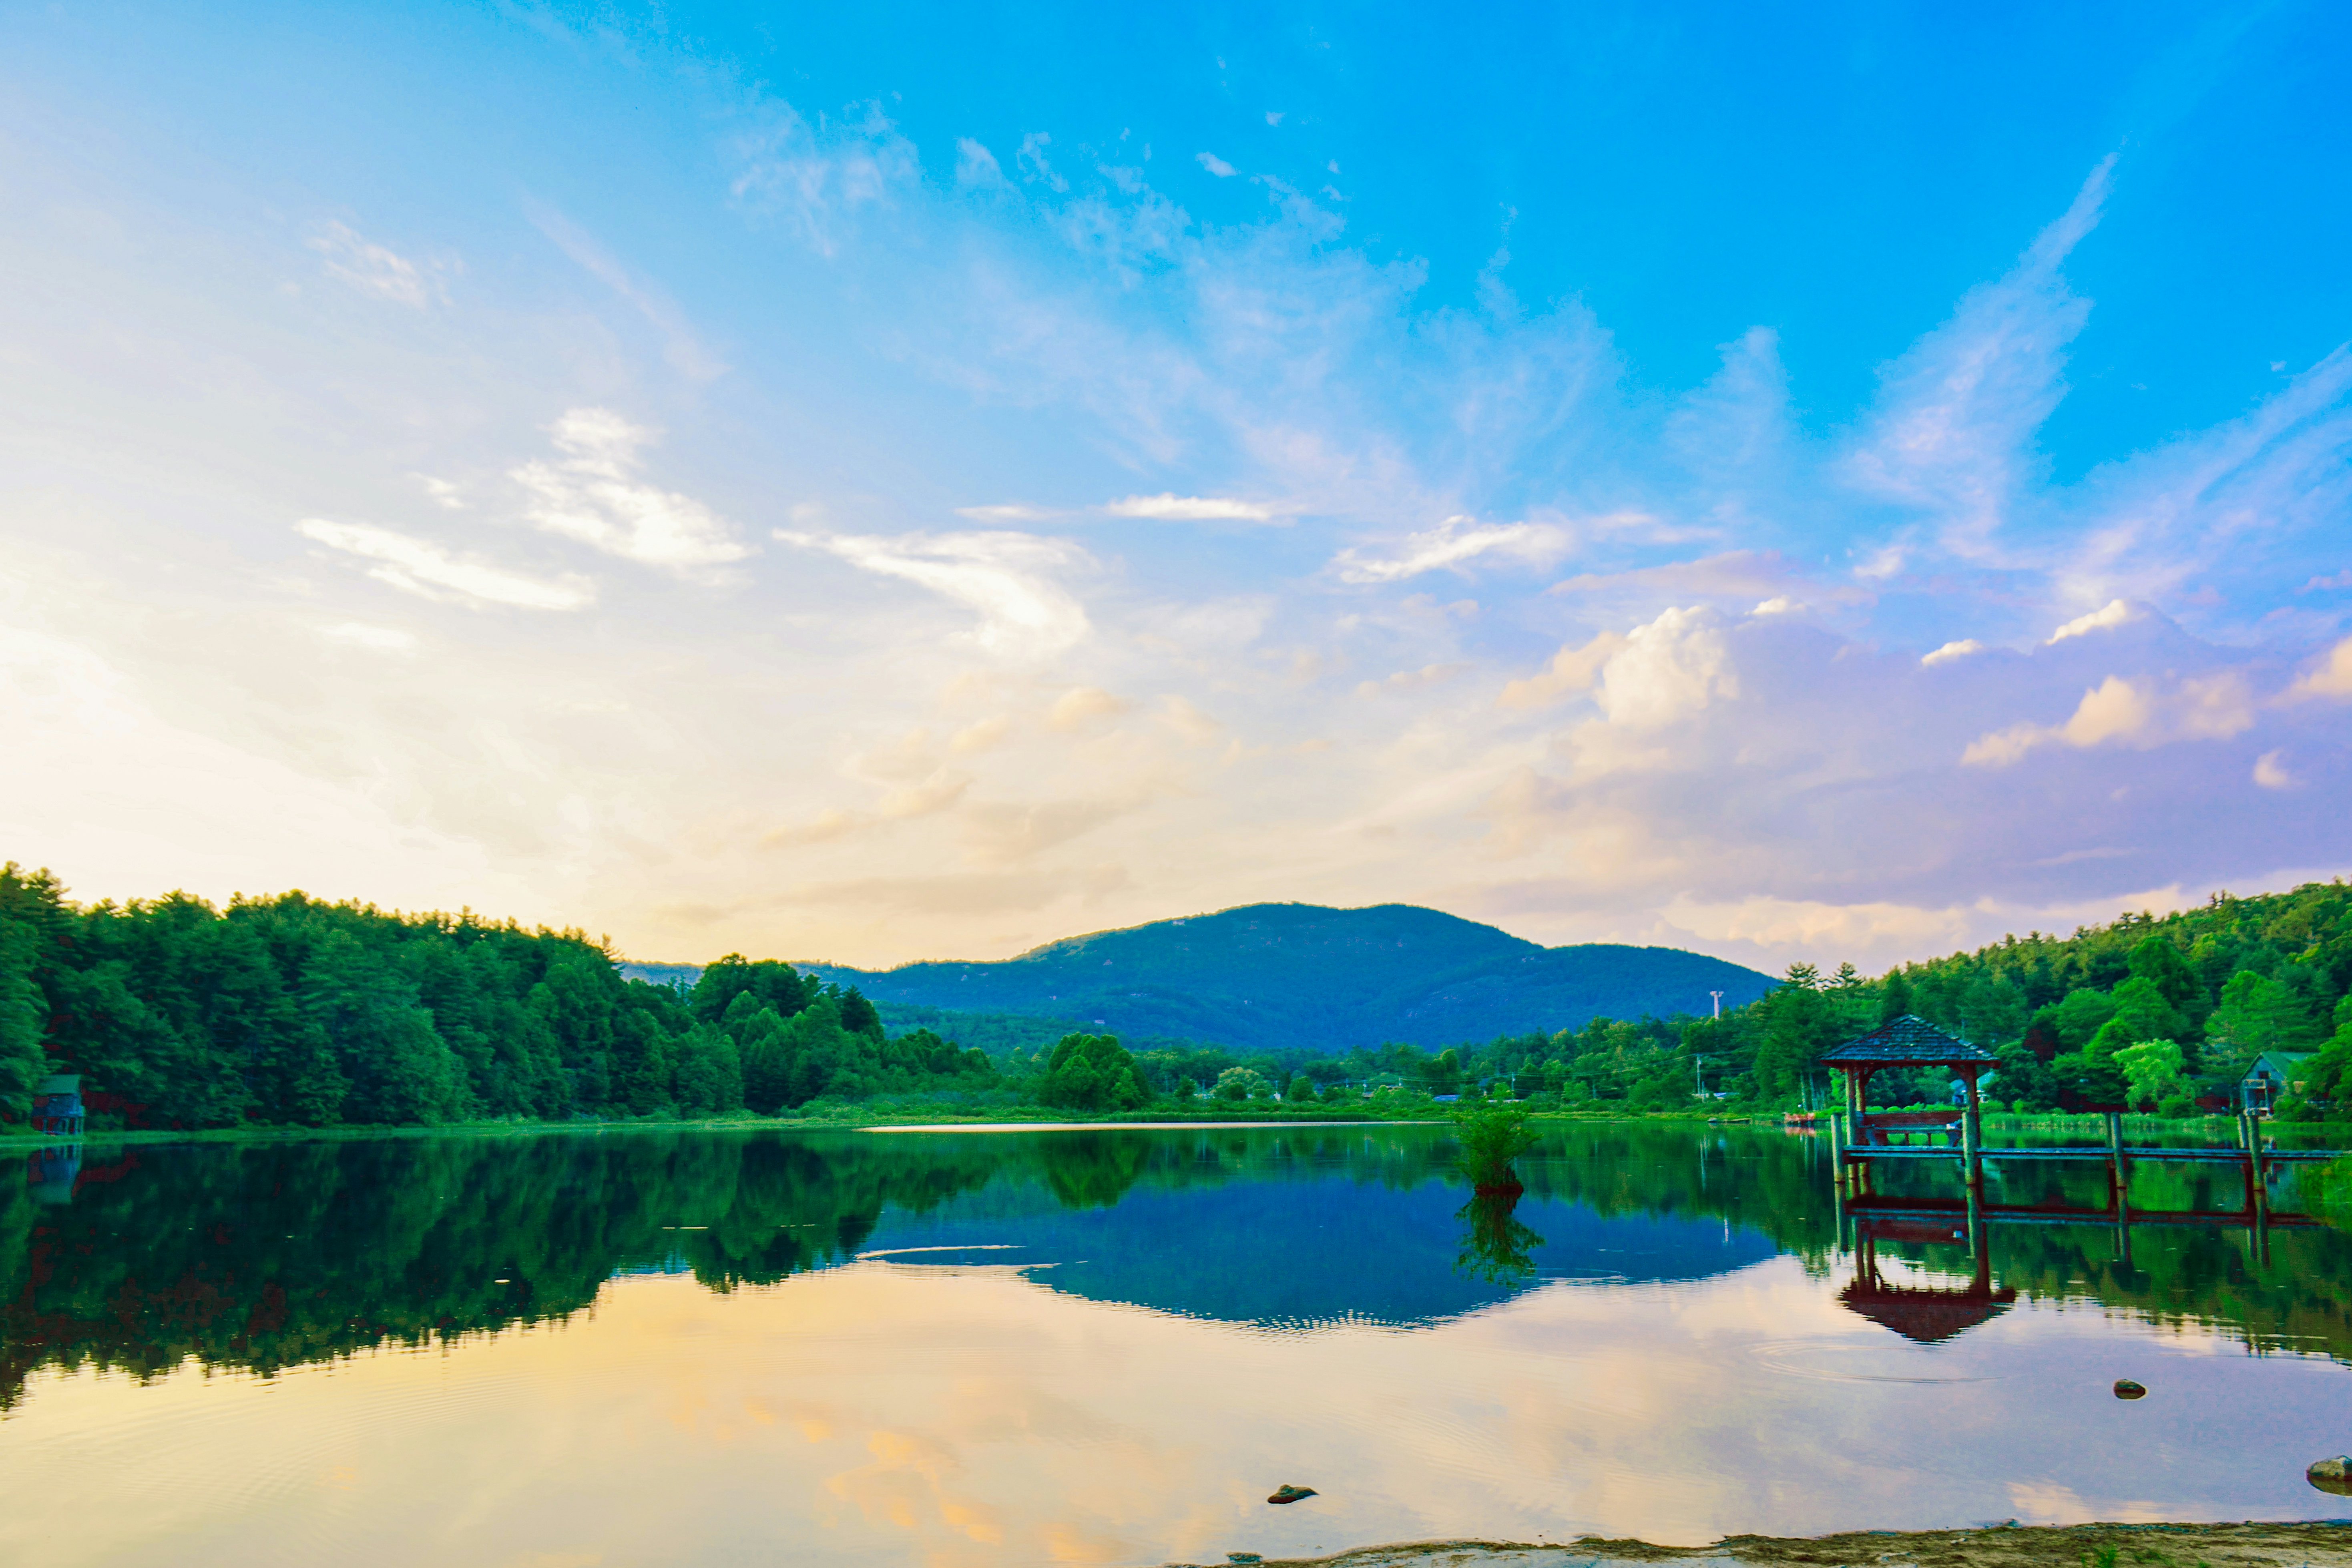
[
  {"xmin": 30, "ymin": 1074, "xmax": 84, "ymax": 1137},
  {"xmin": 2240, "ymin": 1052, "xmax": 2316, "ymax": 1115}
]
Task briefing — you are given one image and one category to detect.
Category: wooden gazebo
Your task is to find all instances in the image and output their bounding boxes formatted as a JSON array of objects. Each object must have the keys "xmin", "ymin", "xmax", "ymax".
[{"xmin": 1821, "ymin": 1015, "xmax": 1998, "ymax": 1150}]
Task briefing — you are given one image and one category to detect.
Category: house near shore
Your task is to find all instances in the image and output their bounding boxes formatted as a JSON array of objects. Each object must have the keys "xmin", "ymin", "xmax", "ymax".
[
  {"xmin": 31, "ymin": 1074, "xmax": 85, "ymax": 1137},
  {"xmin": 2240, "ymin": 1051, "xmax": 2316, "ymax": 1115}
]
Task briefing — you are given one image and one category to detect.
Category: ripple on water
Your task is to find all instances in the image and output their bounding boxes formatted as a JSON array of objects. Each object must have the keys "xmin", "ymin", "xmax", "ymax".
[{"xmin": 1747, "ymin": 1337, "xmax": 2003, "ymax": 1385}]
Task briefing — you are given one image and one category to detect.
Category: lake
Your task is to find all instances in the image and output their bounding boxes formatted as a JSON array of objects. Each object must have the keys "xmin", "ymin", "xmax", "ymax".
[{"xmin": 4, "ymin": 1121, "xmax": 2349, "ymax": 1566}]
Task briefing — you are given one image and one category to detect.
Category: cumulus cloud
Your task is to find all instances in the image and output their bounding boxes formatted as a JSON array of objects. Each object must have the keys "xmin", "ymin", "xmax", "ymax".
[
  {"xmin": 1589, "ymin": 607, "xmax": 1737, "ymax": 729},
  {"xmin": 1962, "ymin": 669, "xmax": 2257, "ymax": 766},
  {"xmin": 1499, "ymin": 631, "xmax": 1629, "ymax": 708},
  {"xmin": 775, "ymin": 528, "xmax": 1092, "ymax": 656},
  {"xmin": 1922, "ymin": 639, "xmax": 1984, "ymax": 666},
  {"xmin": 295, "ymin": 520, "xmax": 595, "ymax": 610},
  {"xmin": 2286, "ymin": 635, "xmax": 2352, "ymax": 701},
  {"xmin": 305, "ymin": 220, "xmax": 445, "ymax": 307},
  {"xmin": 1331, "ymin": 516, "xmax": 1571, "ymax": 584},
  {"xmin": 1103, "ymin": 493, "xmax": 1278, "ymax": 522},
  {"xmin": 1196, "ymin": 152, "xmax": 1237, "ymax": 178},
  {"xmin": 511, "ymin": 410, "xmax": 752, "ymax": 574}
]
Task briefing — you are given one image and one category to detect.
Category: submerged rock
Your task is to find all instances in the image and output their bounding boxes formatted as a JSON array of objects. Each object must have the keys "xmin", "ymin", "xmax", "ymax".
[
  {"xmin": 2310, "ymin": 1456, "xmax": 2352, "ymax": 1494},
  {"xmin": 1267, "ymin": 1484, "xmax": 1318, "ymax": 1505},
  {"xmin": 2112, "ymin": 1379, "xmax": 2146, "ymax": 1399}
]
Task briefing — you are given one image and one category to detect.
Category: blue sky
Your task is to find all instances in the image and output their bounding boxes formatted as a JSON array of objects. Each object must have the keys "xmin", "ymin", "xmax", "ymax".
[{"xmin": 2, "ymin": 1, "xmax": 2349, "ymax": 969}]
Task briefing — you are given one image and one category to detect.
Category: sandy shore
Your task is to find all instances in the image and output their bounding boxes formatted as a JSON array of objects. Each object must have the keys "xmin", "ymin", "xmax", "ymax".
[{"xmin": 1177, "ymin": 1521, "xmax": 2352, "ymax": 1568}]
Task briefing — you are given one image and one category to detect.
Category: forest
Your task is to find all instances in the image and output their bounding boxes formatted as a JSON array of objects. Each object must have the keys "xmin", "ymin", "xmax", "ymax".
[{"xmin": 3, "ymin": 863, "xmax": 2350, "ymax": 1128}]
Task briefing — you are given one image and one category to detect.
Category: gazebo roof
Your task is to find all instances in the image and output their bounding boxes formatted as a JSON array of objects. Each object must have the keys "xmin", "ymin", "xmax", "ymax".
[
  {"xmin": 1839, "ymin": 1279, "xmax": 2018, "ymax": 1344},
  {"xmin": 1819, "ymin": 1014, "xmax": 1996, "ymax": 1066}
]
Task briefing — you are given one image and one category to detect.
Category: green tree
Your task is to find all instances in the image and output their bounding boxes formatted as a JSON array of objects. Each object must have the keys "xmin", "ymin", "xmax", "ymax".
[
  {"xmin": 1036, "ymin": 1033, "xmax": 1148, "ymax": 1113},
  {"xmin": 2114, "ymin": 1038, "xmax": 2187, "ymax": 1110}
]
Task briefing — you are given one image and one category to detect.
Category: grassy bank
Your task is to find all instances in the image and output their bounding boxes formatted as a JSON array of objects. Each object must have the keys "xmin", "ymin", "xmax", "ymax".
[{"xmin": 1236, "ymin": 1520, "xmax": 2352, "ymax": 1568}]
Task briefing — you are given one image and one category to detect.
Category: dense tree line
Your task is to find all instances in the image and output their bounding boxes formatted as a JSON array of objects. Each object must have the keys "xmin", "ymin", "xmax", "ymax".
[
  {"xmin": 0, "ymin": 868, "xmax": 992, "ymax": 1128},
  {"xmin": 9, "ymin": 866, "xmax": 2349, "ymax": 1127}
]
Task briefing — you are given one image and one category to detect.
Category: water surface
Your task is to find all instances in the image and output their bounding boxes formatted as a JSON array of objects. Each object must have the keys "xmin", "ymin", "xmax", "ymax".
[{"xmin": 4, "ymin": 1122, "xmax": 2348, "ymax": 1566}]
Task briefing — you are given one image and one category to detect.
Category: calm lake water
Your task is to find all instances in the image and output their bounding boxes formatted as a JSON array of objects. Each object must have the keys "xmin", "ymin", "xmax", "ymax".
[{"xmin": 4, "ymin": 1122, "xmax": 2350, "ymax": 1566}]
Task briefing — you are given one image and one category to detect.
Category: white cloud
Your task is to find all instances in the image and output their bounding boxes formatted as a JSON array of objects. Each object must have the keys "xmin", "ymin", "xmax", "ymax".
[
  {"xmin": 1962, "ymin": 669, "xmax": 2254, "ymax": 766},
  {"xmin": 2047, "ymin": 598, "xmax": 2141, "ymax": 643},
  {"xmin": 1842, "ymin": 159, "xmax": 2112, "ymax": 557},
  {"xmin": 1103, "ymin": 493, "xmax": 1277, "ymax": 522},
  {"xmin": 1922, "ymin": 639, "xmax": 1984, "ymax": 666},
  {"xmin": 775, "ymin": 529, "xmax": 1091, "ymax": 657},
  {"xmin": 955, "ymin": 504, "xmax": 1062, "ymax": 523},
  {"xmin": 2286, "ymin": 634, "xmax": 2352, "ymax": 700},
  {"xmin": 295, "ymin": 519, "xmax": 595, "ymax": 611},
  {"xmin": 1590, "ymin": 607, "xmax": 1735, "ymax": 729},
  {"xmin": 305, "ymin": 220, "xmax": 444, "ymax": 308},
  {"xmin": 1499, "ymin": 630, "xmax": 1628, "ymax": 709},
  {"xmin": 1196, "ymin": 152, "xmax": 1237, "ymax": 178},
  {"xmin": 1331, "ymin": 516, "xmax": 1571, "ymax": 584},
  {"xmin": 2254, "ymin": 750, "xmax": 2296, "ymax": 789},
  {"xmin": 511, "ymin": 409, "xmax": 752, "ymax": 574}
]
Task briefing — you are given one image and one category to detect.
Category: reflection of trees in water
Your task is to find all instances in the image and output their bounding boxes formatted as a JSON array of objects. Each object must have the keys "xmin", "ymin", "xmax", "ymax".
[
  {"xmin": 11, "ymin": 1124, "xmax": 2352, "ymax": 1406},
  {"xmin": 1454, "ymin": 1185, "xmax": 1544, "ymax": 1286}
]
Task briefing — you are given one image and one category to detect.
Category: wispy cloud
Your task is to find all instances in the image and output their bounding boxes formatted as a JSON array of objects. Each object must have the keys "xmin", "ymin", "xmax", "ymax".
[
  {"xmin": 1331, "ymin": 516, "xmax": 1570, "ymax": 583},
  {"xmin": 1196, "ymin": 152, "xmax": 1237, "ymax": 178},
  {"xmin": 295, "ymin": 520, "xmax": 595, "ymax": 610},
  {"xmin": 527, "ymin": 204, "xmax": 727, "ymax": 381},
  {"xmin": 1103, "ymin": 493, "xmax": 1277, "ymax": 522},
  {"xmin": 773, "ymin": 529, "xmax": 1092, "ymax": 656},
  {"xmin": 511, "ymin": 410, "xmax": 752, "ymax": 574},
  {"xmin": 306, "ymin": 220, "xmax": 447, "ymax": 308}
]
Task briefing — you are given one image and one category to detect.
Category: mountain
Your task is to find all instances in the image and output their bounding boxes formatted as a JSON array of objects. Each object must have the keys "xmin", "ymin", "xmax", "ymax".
[{"xmin": 771, "ymin": 902, "xmax": 1771, "ymax": 1056}]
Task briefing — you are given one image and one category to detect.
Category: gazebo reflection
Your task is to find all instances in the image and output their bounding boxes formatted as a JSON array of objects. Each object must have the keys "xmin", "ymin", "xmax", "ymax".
[{"xmin": 1838, "ymin": 1214, "xmax": 2016, "ymax": 1344}]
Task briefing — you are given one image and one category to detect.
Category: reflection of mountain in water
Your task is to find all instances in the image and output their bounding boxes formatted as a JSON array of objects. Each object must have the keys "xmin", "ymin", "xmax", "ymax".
[
  {"xmin": 858, "ymin": 1176, "xmax": 1781, "ymax": 1327},
  {"xmin": 9, "ymin": 1123, "xmax": 2352, "ymax": 1410}
]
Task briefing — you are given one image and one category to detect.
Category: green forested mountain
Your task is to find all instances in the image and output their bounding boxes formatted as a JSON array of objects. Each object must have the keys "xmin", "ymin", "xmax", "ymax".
[
  {"xmin": 791, "ymin": 901, "xmax": 1773, "ymax": 1053},
  {"xmin": 11, "ymin": 861, "xmax": 2348, "ymax": 1129}
]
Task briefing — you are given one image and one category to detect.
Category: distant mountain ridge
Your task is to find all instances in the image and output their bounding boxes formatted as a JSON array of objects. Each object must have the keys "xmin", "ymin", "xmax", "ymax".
[{"xmin": 635, "ymin": 902, "xmax": 1772, "ymax": 1056}]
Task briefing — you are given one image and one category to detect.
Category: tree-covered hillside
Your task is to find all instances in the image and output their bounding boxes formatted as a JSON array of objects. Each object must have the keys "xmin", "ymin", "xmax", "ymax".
[
  {"xmin": 794, "ymin": 901, "xmax": 1772, "ymax": 1053},
  {"xmin": 0, "ymin": 867, "xmax": 993, "ymax": 1128},
  {"xmin": 1670, "ymin": 881, "xmax": 2352, "ymax": 1114}
]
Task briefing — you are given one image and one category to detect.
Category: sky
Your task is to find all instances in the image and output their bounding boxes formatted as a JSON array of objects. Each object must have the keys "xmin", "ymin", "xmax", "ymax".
[{"xmin": 2, "ymin": 0, "xmax": 2349, "ymax": 974}]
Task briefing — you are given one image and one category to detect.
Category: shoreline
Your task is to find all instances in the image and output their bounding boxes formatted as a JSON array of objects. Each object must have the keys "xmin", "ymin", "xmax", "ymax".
[
  {"xmin": 5, "ymin": 1106, "xmax": 2348, "ymax": 1154},
  {"xmin": 1205, "ymin": 1521, "xmax": 2352, "ymax": 1568}
]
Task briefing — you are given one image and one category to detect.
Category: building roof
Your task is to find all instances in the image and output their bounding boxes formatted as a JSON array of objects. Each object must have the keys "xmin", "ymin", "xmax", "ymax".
[
  {"xmin": 2242, "ymin": 1051, "xmax": 2318, "ymax": 1081},
  {"xmin": 1819, "ymin": 1014, "xmax": 1997, "ymax": 1066}
]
